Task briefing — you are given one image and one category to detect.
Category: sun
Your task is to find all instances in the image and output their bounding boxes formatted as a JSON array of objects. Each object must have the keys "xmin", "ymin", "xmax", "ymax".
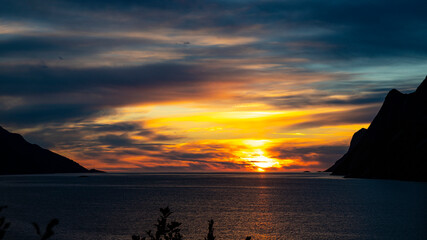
[
  {"xmin": 240, "ymin": 147, "xmax": 280, "ymax": 172},
  {"xmin": 238, "ymin": 139, "xmax": 282, "ymax": 171}
]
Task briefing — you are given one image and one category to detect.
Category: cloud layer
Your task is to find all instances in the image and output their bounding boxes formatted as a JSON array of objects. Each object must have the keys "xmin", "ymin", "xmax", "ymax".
[{"xmin": 1, "ymin": 0, "xmax": 426, "ymax": 171}]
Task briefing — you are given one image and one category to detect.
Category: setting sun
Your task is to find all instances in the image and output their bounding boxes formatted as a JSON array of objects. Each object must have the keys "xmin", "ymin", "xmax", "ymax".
[{"xmin": 239, "ymin": 141, "xmax": 281, "ymax": 171}]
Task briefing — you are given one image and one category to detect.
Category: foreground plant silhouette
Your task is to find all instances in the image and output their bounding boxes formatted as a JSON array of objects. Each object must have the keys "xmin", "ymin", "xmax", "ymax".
[
  {"xmin": 2, "ymin": 205, "xmax": 252, "ymax": 240},
  {"xmin": 0, "ymin": 205, "xmax": 58, "ymax": 240},
  {"xmin": 132, "ymin": 206, "xmax": 183, "ymax": 240},
  {"xmin": 33, "ymin": 219, "xmax": 60, "ymax": 240},
  {"xmin": 132, "ymin": 207, "xmax": 251, "ymax": 240},
  {"xmin": 204, "ymin": 219, "xmax": 215, "ymax": 240},
  {"xmin": 0, "ymin": 206, "xmax": 10, "ymax": 240}
]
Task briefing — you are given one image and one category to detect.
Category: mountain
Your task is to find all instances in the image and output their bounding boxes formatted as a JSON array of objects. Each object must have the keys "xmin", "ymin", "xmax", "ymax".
[
  {"xmin": 326, "ymin": 76, "xmax": 427, "ymax": 181},
  {"xmin": 0, "ymin": 126, "xmax": 103, "ymax": 174}
]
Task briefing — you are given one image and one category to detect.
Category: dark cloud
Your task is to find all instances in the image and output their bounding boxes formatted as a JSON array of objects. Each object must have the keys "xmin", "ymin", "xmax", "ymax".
[
  {"xmin": 132, "ymin": 159, "xmax": 249, "ymax": 172},
  {"xmin": 0, "ymin": 63, "xmax": 206, "ymax": 95},
  {"xmin": 97, "ymin": 134, "xmax": 134, "ymax": 147},
  {"xmin": 245, "ymin": 0, "xmax": 427, "ymax": 60},
  {"xmin": 0, "ymin": 104, "xmax": 113, "ymax": 126},
  {"xmin": 1, "ymin": 0, "xmax": 425, "ymax": 62},
  {"xmin": 268, "ymin": 144, "xmax": 349, "ymax": 169},
  {"xmin": 135, "ymin": 165, "xmax": 212, "ymax": 172},
  {"xmin": 259, "ymin": 91, "xmax": 387, "ymax": 109},
  {"xmin": 14, "ymin": 121, "xmax": 177, "ymax": 164},
  {"xmin": 0, "ymin": 35, "xmax": 158, "ymax": 58},
  {"xmin": 157, "ymin": 151, "xmax": 235, "ymax": 162},
  {"xmin": 286, "ymin": 105, "xmax": 380, "ymax": 130},
  {"xmin": 150, "ymin": 134, "xmax": 181, "ymax": 141},
  {"xmin": 96, "ymin": 134, "xmax": 174, "ymax": 150},
  {"xmin": 0, "ymin": 63, "xmax": 246, "ymax": 126},
  {"xmin": 84, "ymin": 122, "xmax": 142, "ymax": 132}
]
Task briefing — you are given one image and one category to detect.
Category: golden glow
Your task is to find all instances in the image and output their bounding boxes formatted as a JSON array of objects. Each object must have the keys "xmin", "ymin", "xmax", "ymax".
[
  {"xmin": 243, "ymin": 139, "xmax": 271, "ymax": 147},
  {"xmin": 63, "ymin": 100, "xmax": 371, "ymax": 172},
  {"xmin": 245, "ymin": 151, "xmax": 278, "ymax": 168},
  {"xmin": 239, "ymin": 141, "xmax": 281, "ymax": 171}
]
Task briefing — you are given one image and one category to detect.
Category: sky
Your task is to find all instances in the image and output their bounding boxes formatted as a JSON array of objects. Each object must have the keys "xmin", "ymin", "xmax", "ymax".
[{"xmin": 0, "ymin": 0, "xmax": 426, "ymax": 172}]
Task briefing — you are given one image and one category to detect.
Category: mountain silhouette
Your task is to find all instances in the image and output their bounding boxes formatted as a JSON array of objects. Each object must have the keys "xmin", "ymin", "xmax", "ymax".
[
  {"xmin": 0, "ymin": 126, "xmax": 103, "ymax": 174},
  {"xmin": 326, "ymin": 76, "xmax": 427, "ymax": 181}
]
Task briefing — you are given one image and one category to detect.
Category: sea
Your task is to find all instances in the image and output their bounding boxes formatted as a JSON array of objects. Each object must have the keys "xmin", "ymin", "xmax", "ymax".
[{"xmin": 0, "ymin": 172, "xmax": 426, "ymax": 240}]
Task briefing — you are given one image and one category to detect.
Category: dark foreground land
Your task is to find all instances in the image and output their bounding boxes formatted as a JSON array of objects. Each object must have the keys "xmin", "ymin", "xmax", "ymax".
[
  {"xmin": 327, "ymin": 76, "xmax": 427, "ymax": 181},
  {"xmin": 0, "ymin": 126, "xmax": 103, "ymax": 175}
]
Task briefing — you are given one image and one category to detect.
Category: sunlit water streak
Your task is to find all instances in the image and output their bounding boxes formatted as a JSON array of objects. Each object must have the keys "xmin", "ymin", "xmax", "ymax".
[{"xmin": 0, "ymin": 173, "xmax": 426, "ymax": 240}]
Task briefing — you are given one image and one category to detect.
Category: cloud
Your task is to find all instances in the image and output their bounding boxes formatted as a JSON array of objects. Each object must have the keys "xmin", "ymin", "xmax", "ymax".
[
  {"xmin": 268, "ymin": 144, "xmax": 349, "ymax": 169},
  {"xmin": 0, "ymin": 103, "xmax": 112, "ymax": 125},
  {"xmin": 258, "ymin": 91, "xmax": 387, "ymax": 109},
  {"xmin": 1, "ymin": 0, "xmax": 426, "ymax": 172},
  {"xmin": 96, "ymin": 134, "xmax": 134, "ymax": 147},
  {"xmin": 19, "ymin": 121, "xmax": 176, "ymax": 155},
  {"xmin": 2, "ymin": 0, "xmax": 426, "ymax": 64},
  {"xmin": 0, "ymin": 63, "xmax": 210, "ymax": 95},
  {"xmin": 85, "ymin": 122, "xmax": 142, "ymax": 132},
  {"xmin": 286, "ymin": 105, "xmax": 380, "ymax": 130},
  {"xmin": 0, "ymin": 35, "xmax": 158, "ymax": 59},
  {"xmin": 0, "ymin": 63, "xmax": 249, "ymax": 126}
]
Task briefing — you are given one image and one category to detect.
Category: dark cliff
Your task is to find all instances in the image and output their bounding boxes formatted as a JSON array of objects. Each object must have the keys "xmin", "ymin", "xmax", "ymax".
[
  {"xmin": 0, "ymin": 126, "xmax": 97, "ymax": 174},
  {"xmin": 326, "ymin": 76, "xmax": 427, "ymax": 181}
]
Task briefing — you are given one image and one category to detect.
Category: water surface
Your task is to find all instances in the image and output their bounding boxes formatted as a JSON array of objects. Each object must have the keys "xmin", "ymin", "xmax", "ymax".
[{"xmin": 0, "ymin": 173, "xmax": 426, "ymax": 240}]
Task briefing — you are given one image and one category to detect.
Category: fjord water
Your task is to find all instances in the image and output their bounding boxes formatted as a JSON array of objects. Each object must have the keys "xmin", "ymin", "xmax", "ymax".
[{"xmin": 0, "ymin": 173, "xmax": 426, "ymax": 240}]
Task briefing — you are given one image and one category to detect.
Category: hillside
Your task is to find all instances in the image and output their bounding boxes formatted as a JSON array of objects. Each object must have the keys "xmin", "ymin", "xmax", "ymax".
[
  {"xmin": 326, "ymin": 76, "xmax": 427, "ymax": 181},
  {"xmin": 0, "ymin": 126, "xmax": 101, "ymax": 174}
]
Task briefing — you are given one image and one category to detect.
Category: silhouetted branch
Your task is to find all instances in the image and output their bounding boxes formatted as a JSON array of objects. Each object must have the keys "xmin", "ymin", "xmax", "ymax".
[
  {"xmin": 0, "ymin": 206, "xmax": 10, "ymax": 240},
  {"xmin": 2, "ymin": 205, "xmax": 253, "ymax": 240},
  {"xmin": 133, "ymin": 206, "xmax": 182, "ymax": 240},
  {"xmin": 204, "ymin": 219, "xmax": 215, "ymax": 240},
  {"xmin": 132, "ymin": 207, "xmax": 251, "ymax": 240},
  {"xmin": 33, "ymin": 218, "xmax": 59, "ymax": 240}
]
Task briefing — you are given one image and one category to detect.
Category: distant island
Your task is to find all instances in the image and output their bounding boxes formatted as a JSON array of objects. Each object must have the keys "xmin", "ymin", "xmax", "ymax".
[
  {"xmin": 0, "ymin": 126, "xmax": 104, "ymax": 175},
  {"xmin": 326, "ymin": 76, "xmax": 427, "ymax": 181}
]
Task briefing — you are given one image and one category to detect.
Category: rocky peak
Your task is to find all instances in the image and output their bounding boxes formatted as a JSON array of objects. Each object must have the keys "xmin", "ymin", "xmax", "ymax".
[
  {"xmin": 415, "ymin": 76, "xmax": 427, "ymax": 95},
  {"xmin": 325, "ymin": 76, "xmax": 427, "ymax": 181}
]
